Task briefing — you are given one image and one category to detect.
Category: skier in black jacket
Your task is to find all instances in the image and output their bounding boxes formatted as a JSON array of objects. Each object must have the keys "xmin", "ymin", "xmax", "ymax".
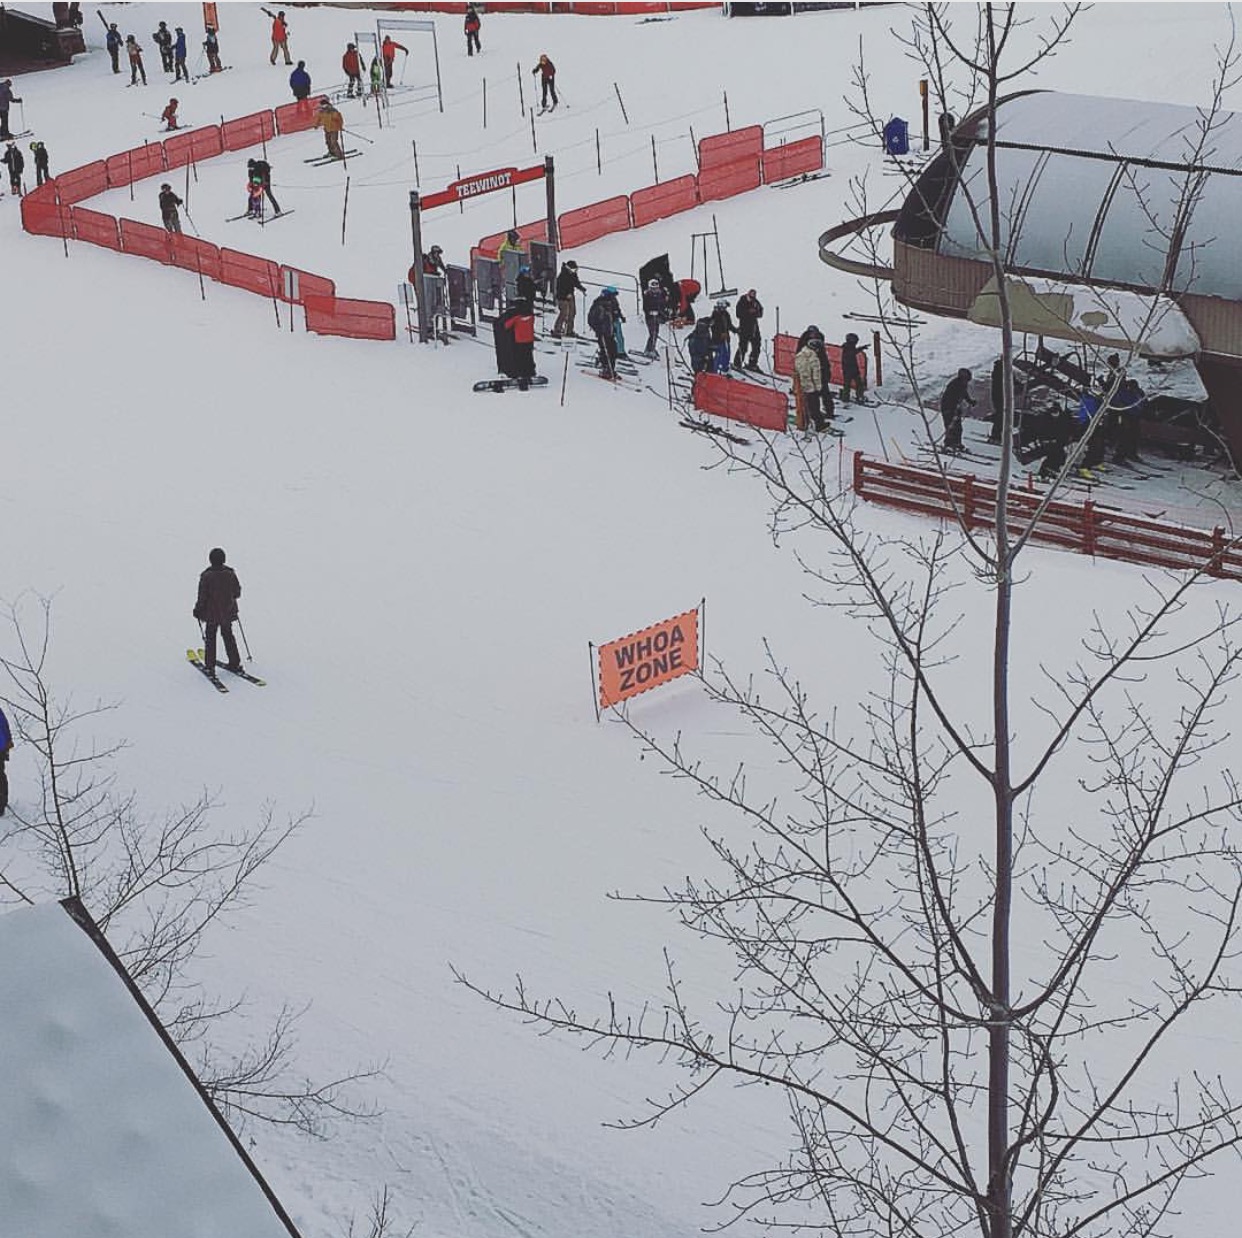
[
  {"xmin": 733, "ymin": 289, "xmax": 763, "ymax": 370},
  {"xmin": 708, "ymin": 300, "xmax": 736, "ymax": 373},
  {"xmin": 588, "ymin": 288, "xmax": 621, "ymax": 376},
  {"xmin": 152, "ymin": 20, "xmax": 174, "ymax": 72},
  {"xmin": 3, "ymin": 141, "xmax": 25, "ymax": 195},
  {"xmin": 642, "ymin": 279, "xmax": 668, "ymax": 355},
  {"xmin": 552, "ymin": 260, "xmax": 584, "ymax": 337},
  {"xmin": 841, "ymin": 332, "xmax": 866, "ymax": 404},
  {"xmin": 193, "ymin": 547, "xmax": 243, "ymax": 675},
  {"xmin": 158, "ymin": 182, "xmax": 183, "ymax": 233},
  {"xmin": 939, "ymin": 368, "xmax": 974, "ymax": 453},
  {"xmin": 515, "ymin": 264, "xmax": 537, "ymax": 304},
  {"xmin": 30, "ymin": 140, "xmax": 50, "ymax": 186}
]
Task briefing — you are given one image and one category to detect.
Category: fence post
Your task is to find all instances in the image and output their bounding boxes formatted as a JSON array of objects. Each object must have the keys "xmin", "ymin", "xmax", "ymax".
[
  {"xmin": 963, "ymin": 474, "xmax": 976, "ymax": 529},
  {"xmin": 1210, "ymin": 526, "xmax": 1226, "ymax": 577},
  {"xmin": 872, "ymin": 329, "xmax": 882, "ymax": 387},
  {"xmin": 852, "ymin": 450, "xmax": 865, "ymax": 496},
  {"xmin": 1082, "ymin": 499, "xmax": 1096, "ymax": 557}
]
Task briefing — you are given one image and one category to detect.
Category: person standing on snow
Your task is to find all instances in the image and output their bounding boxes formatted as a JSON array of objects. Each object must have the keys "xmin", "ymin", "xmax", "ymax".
[
  {"xmin": 160, "ymin": 97, "xmax": 180, "ymax": 130},
  {"xmin": 173, "ymin": 26, "xmax": 189, "ymax": 83},
  {"xmin": 342, "ymin": 42, "xmax": 363, "ymax": 97},
  {"xmin": 794, "ymin": 336, "xmax": 834, "ymax": 432},
  {"xmin": 368, "ymin": 56, "xmax": 383, "ymax": 102},
  {"xmin": 313, "ymin": 99, "xmax": 345, "ymax": 160},
  {"xmin": 203, "ymin": 25, "xmax": 223, "ymax": 74},
  {"xmin": 0, "ymin": 80, "xmax": 20, "ymax": 141},
  {"xmin": 551, "ymin": 259, "xmax": 584, "ymax": 338},
  {"xmin": 464, "ymin": 6, "xmax": 482, "ymax": 56},
  {"xmin": 708, "ymin": 299, "xmax": 736, "ymax": 374},
  {"xmin": 588, "ymin": 287, "xmax": 621, "ymax": 376},
  {"xmin": 263, "ymin": 8, "xmax": 292, "ymax": 66},
  {"xmin": 158, "ymin": 182, "xmax": 183, "ymax": 233},
  {"xmin": 840, "ymin": 332, "xmax": 866, "ymax": 404},
  {"xmin": 105, "ymin": 22, "xmax": 123, "ymax": 73},
  {"xmin": 30, "ymin": 139, "xmax": 50, "ymax": 186},
  {"xmin": 193, "ymin": 548, "xmax": 243, "ymax": 677},
  {"xmin": 642, "ymin": 278, "xmax": 667, "ymax": 356},
  {"xmin": 939, "ymin": 368, "xmax": 974, "ymax": 454},
  {"xmin": 289, "ymin": 60, "xmax": 311, "ymax": 101},
  {"xmin": 515, "ymin": 264, "xmax": 537, "ymax": 305},
  {"xmin": 152, "ymin": 20, "xmax": 173, "ymax": 73},
  {"xmin": 247, "ymin": 157, "xmax": 281, "ymax": 215},
  {"xmin": 0, "ymin": 703, "xmax": 12, "ymax": 818},
  {"xmin": 733, "ymin": 289, "xmax": 764, "ymax": 371},
  {"xmin": 3, "ymin": 141, "xmax": 24, "ymax": 196},
  {"xmin": 381, "ymin": 35, "xmax": 407, "ymax": 88},
  {"xmin": 531, "ymin": 54, "xmax": 557, "ymax": 111},
  {"xmin": 125, "ymin": 35, "xmax": 147, "ymax": 86}
]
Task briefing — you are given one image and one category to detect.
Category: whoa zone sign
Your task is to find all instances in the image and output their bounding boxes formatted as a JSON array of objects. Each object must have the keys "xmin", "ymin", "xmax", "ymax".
[{"xmin": 592, "ymin": 603, "xmax": 703, "ymax": 716}]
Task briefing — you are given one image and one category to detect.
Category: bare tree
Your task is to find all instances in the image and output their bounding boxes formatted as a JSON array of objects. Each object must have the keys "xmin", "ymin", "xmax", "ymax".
[{"xmin": 457, "ymin": 8, "xmax": 1242, "ymax": 1238}]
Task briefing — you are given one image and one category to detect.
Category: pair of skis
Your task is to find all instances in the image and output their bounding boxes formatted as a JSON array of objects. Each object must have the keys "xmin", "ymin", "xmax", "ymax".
[{"xmin": 186, "ymin": 648, "xmax": 265, "ymax": 693}]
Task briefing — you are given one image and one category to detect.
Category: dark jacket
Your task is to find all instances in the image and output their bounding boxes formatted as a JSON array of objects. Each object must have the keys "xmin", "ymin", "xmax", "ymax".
[
  {"xmin": 555, "ymin": 264, "xmax": 583, "ymax": 300},
  {"xmin": 32, "ymin": 143, "xmax": 49, "ymax": 171},
  {"xmin": 465, "ymin": 8, "xmax": 481, "ymax": 33},
  {"xmin": 159, "ymin": 187, "xmax": 182, "ymax": 215},
  {"xmin": 195, "ymin": 564, "xmax": 241, "ymax": 625},
  {"xmin": 3, "ymin": 146, "xmax": 24, "ymax": 176},
  {"xmin": 687, "ymin": 321, "xmax": 712, "ymax": 372},
  {"xmin": 249, "ymin": 158, "xmax": 272, "ymax": 187},
  {"xmin": 587, "ymin": 294, "xmax": 618, "ymax": 336},
  {"xmin": 153, "ymin": 25, "xmax": 172, "ymax": 51},
  {"xmin": 708, "ymin": 306, "xmax": 735, "ymax": 344},
  {"xmin": 940, "ymin": 373, "xmax": 974, "ymax": 417},
  {"xmin": 735, "ymin": 293, "xmax": 763, "ymax": 335},
  {"xmin": 105, "ymin": 26, "xmax": 122, "ymax": 51},
  {"xmin": 841, "ymin": 337, "xmax": 863, "ymax": 379},
  {"xmin": 516, "ymin": 271, "xmax": 537, "ymax": 302},
  {"xmin": 642, "ymin": 286, "xmax": 668, "ymax": 318}
]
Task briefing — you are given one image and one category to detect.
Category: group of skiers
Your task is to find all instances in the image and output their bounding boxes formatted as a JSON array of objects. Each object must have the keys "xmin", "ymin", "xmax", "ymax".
[
  {"xmin": 104, "ymin": 18, "xmax": 222, "ymax": 84},
  {"xmin": 3, "ymin": 139, "xmax": 48, "ymax": 196}
]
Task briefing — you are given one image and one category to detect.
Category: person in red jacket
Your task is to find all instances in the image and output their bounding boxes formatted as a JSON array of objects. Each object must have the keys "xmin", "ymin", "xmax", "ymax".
[
  {"xmin": 263, "ymin": 8, "xmax": 291, "ymax": 66},
  {"xmin": 342, "ymin": 42, "xmax": 362, "ymax": 97},
  {"xmin": 381, "ymin": 35, "xmax": 407, "ymax": 87},
  {"xmin": 464, "ymin": 6, "xmax": 481, "ymax": 56},
  {"xmin": 160, "ymin": 97, "xmax": 179, "ymax": 131},
  {"xmin": 531, "ymin": 54, "xmax": 557, "ymax": 111}
]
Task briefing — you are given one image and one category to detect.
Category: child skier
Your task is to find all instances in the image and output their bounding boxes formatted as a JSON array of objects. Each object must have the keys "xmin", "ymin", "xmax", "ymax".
[
  {"xmin": 160, "ymin": 97, "xmax": 180, "ymax": 131},
  {"xmin": 246, "ymin": 174, "xmax": 265, "ymax": 220},
  {"xmin": 126, "ymin": 35, "xmax": 147, "ymax": 86}
]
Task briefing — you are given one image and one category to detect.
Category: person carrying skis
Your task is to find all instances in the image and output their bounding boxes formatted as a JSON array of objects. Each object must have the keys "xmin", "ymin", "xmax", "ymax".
[
  {"xmin": 0, "ymin": 79, "xmax": 20, "ymax": 140},
  {"xmin": 30, "ymin": 139, "xmax": 49, "ymax": 186},
  {"xmin": 160, "ymin": 97, "xmax": 180, "ymax": 130},
  {"xmin": 551, "ymin": 259, "xmax": 584, "ymax": 338},
  {"xmin": 203, "ymin": 25, "xmax": 222, "ymax": 73},
  {"xmin": 939, "ymin": 367, "xmax": 974, "ymax": 453},
  {"xmin": 342, "ymin": 42, "xmax": 363, "ymax": 97},
  {"xmin": 733, "ymin": 289, "xmax": 764, "ymax": 371},
  {"xmin": 794, "ymin": 336, "xmax": 834, "ymax": 432},
  {"xmin": 289, "ymin": 60, "xmax": 311, "ymax": 101},
  {"xmin": 588, "ymin": 287, "xmax": 621, "ymax": 376},
  {"xmin": 381, "ymin": 35, "xmax": 407, "ymax": 88},
  {"xmin": 265, "ymin": 8, "xmax": 292, "ymax": 66},
  {"xmin": 173, "ymin": 26, "xmax": 189, "ymax": 83},
  {"xmin": 642, "ymin": 278, "xmax": 667, "ymax": 356},
  {"xmin": 464, "ymin": 5, "xmax": 482, "ymax": 56},
  {"xmin": 708, "ymin": 299, "xmax": 736, "ymax": 373},
  {"xmin": 3, "ymin": 141, "xmax": 24, "ymax": 196},
  {"xmin": 158, "ymin": 182, "xmax": 183, "ymax": 233},
  {"xmin": 313, "ymin": 99, "xmax": 345, "ymax": 159},
  {"xmin": 840, "ymin": 332, "xmax": 866, "ymax": 404},
  {"xmin": 247, "ymin": 157, "xmax": 281, "ymax": 215},
  {"xmin": 0, "ymin": 702, "xmax": 11, "ymax": 817},
  {"xmin": 126, "ymin": 35, "xmax": 147, "ymax": 86},
  {"xmin": 152, "ymin": 20, "xmax": 173, "ymax": 73},
  {"xmin": 193, "ymin": 547, "xmax": 243, "ymax": 677},
  {"xmin": 531, "ymin": 54, "xmax": 557, "ymax": 111},
  {"xmin": 105, "ymin": 22, "xmax": 123, "ymax": 73}
]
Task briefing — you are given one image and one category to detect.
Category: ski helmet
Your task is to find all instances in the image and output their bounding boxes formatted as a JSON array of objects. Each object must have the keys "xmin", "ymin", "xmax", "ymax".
[
  {"xmin": 430, "ymin": 244, "xmax": 442, "ymax": 255},
  {"xmin": 160, "ymin": 182, "xmax": 171, "ymax": 189},
  {"xmin": 208, "ymin": 547, "xmax": 226, "ymax": 566},
  {"xmin": 565, "ymin": 260, "xmax": 577, "ymax": 270},
  {"xmin": 519, "ymin": 264, "xmax": 530, "ymax": 275},
  {"xmin": 715, "ymin": 299, "xmax": 727, "ymax": 310},
  {"xmin": 845, "ymin": 332, "xmax": 859, "ymax": 343},
  {"xmin": 958, "ymin": 367, "xmax": 972, "ymax": 381},
  {"xmin": 603, "ymin": 286, "xmax": 618, "ymax": 296}
]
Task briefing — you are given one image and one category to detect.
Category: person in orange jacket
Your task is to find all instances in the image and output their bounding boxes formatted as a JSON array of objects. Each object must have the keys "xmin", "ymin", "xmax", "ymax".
[
  {"xmin": 381, "ymin": 35, "xmax": 407, "ymax": 87},
  {"xmin": 531, "ymin": 54, "xmax": 557, "ymax": 111},
  {"xmin": 160, "ymin": 97, "xmax": 180, "ymax": 130},
  {"xmin": 313, "ymin": 99, "xmax": 345, "ymax": 160},
  {"xmin": 263, "ymin": 8, "xmax": 291, "ymax": 66},
  {"xmin": 342, "ymin": 42, "xmax": 363, "ymax": 97}
]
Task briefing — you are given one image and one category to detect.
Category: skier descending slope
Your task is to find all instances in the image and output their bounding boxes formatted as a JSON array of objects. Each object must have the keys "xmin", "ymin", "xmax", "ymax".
[{"xmin": 193, "ymin": 547, "xmax": 243, "ymax": 679}]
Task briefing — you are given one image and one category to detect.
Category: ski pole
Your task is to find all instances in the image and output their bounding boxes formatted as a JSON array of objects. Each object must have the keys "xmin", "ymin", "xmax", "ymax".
[
  {"xmin": 237, "ymin": 617, "xmax": 253, "ymax": 662},
  {"xmin": 19, "ymin": 100, "xmax": 26, "ymax": 133},
  {"xmin": 341, "ymin": 126, "xmax": 375, "ymax": 145},
  {"xmin": 182, "ymin": 206, "xmax": 201, "ymax": 238}
]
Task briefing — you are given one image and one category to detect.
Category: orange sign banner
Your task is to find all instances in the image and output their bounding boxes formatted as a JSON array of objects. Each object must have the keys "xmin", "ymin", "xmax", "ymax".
[{"xmin": 597, "ymin": 608, "xmax": 699, "ymax": 709}]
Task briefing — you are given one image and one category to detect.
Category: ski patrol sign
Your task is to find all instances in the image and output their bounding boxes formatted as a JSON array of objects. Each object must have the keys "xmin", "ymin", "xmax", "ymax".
[{"xmin": 595, "ymin": 606, "xmax": 701, "ymax": 711}]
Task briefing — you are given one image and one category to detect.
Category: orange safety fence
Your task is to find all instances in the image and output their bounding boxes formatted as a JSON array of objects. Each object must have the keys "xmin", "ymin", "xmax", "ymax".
[
  {"xmin": 692, "ymin": 372, "xmax": 788, "ymax": 432},
  {"xmin": 274, "ymin": 96, "xmax": 328, "ymax": 136},
  {"xmin": 119, "ymin": 217, "xmax": 172, "ymax": 264},
  {"xmin": 698, "ymin": 124, "xmax": 764, "ymax": 169},
  {"xmin": 629, "ymin": 174, "xmax": 699, "ymax": 228},
  {"xmin": 106, "ymin": 143, "xmax": 167, "ymax": 190},
  {"xmin": 219, "ymin": 247, "xmax": 280, "ymax": 298},
  {"xmin": 475, "ymin": 219, "xmax": 550, "ymax": 259},
  {"xmin": 164, "ymin": 125, "xmax": 224, "ymax": 170},
  {"xmin": 222, "ymin": 109, "xmax": 277, "ymax": 152},
  {"xmin": 762, "ymin": 135, "xmax": 823, "ymax": 183},
  {"xmin": 169, "ymin": 234, "xmax": 222, "ymax": 281},
  {"xmin": 54, "ymin": 161, "xmax": 109, "ymax": 205},
  {"xmin": 557, "ymin": 195, "xmax": 631, "ymax": 250},
  {"xmin": 70, "ymin": 206, "xmax": 121, "ymax": 251},
  {"xmin": 597, "ymin": 607, "xmax": 700, "ymax": 709},
  {"xmin": 278, "ymin": 265, "xmax": 336, "ymax": 304},
  {"xmin": 698, "ymin": 154, "xmax": 763, "ymax": 203},
  {"xmin": 20, "ymin": 185, "xmax": 72, "ymax": 237},
  {"xmin": 773, "ymin": 333, "xmax": 868, "ymax": 383},
  {"xmin": 303, "ymin": 295, "xmax": 397, "ymax": 341}
]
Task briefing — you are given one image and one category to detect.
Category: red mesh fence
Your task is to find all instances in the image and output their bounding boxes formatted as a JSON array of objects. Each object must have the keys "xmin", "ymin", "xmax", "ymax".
[
  {"xmin": 278, "ymin": 265, "xmax": 336, "ymax": 304},
  {"xmin": 773, "ymin": 334, "xmax": 869, "ymax": 383},
  {"xmin": 697, "ymin": 155, "xmax": 763, "ymax": 203},
  {"xmin": 20, "ymin": 186, "xmax": 73, "ymax": 237},
  {"xmin": 304, "ymin": 295, "xmax": 397, "ymax": 341},
  {"xmin": 70, "ymin": 207, "xmax": 121, "ymax": 251},
  {"xmin": 163, "ymin": 125, "xmax": 225, "ymax": 171},
  {"xmin": 698, "ymin": 125, "xmax": 763, "ymax": 170},
  {"xmin": 106, "ymin": 143, "xmax": 167, "ymax": 190},
  {"xmin": 274, "ymin": 96, "xmax": 327, "ymax": 136},
  {"xmin": 119, "ymin": 218, "xmax": 172, "ymax": 264},
  {"xmin": 557, "ymin": 195, "xmax": 631, "ymax": 249},
  {"xmin": 762, "ymin": 135, "xmax": 823, "ymax": 183},
  {"xmin": 475, "ymin": 219, "xmax": 549, "ymax": 259},
  {"xmin": 629, "ymin": 174, "xmax": 699, "ymax": 228},
  {"xmin": 169, "ymin": 235, "xmax": 222, "ymax": 281},
  {"xmin": 219, "ymin": 248, "xmax": 280, "ymax": 298},
  {"xmin": 692, "ymin": 373, "xmax": 788, "ymax": 432},
  {"xmin": 54, "ymin": 161, "xmax": 109, "ymax": 205},
  {"xmin": 222, "ymin": 110, "xmax": 277, "ymax": 152}
]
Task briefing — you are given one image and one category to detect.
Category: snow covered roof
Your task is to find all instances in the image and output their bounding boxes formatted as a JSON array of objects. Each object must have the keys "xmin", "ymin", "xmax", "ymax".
[
  {"xmin": 936, "ymin": 91, "xmax": 1242, "ymax": 299},
  {"xmin": 0, "ymin": 901, "xmax": 301, "ymax": 1238}
]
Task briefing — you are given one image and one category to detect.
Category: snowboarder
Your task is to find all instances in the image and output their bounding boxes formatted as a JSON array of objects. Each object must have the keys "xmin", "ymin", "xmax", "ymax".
[
  {"xmin": 246, "ymin": 158, "xmax": 280, "ymax": 216},
  {"xmin": 264, "ymin": 8, "xmax": 292, "ymax": 66},
  {"xmin": 193, "ymin": 547, "xmax": 243, "ymax": 677},
  {"xmin": 464, "ymin": 6, "xmax": 482, "ymax": 56},
  {"xmin": 733, "ymin": 289, "xmax": 763, "ymax": 370},
  {"xmin": 552, "ymin": 259, "xmax": 584, "ymax": 337},
  {"xmin": 160, "ymin": 97, "xmax": 180, "ymax": 131},
  {"xmin": 0, "ymin": 702, "xmax": 11, "ymax": 817},
  {"xmin": 381, "ymin": 35, "xmax": 407, "ymax": 88},
  {"xmin": 687, "ymin": 319, "xmax": 712, "ymax": 374},
  {"xmin": 203, "ymin": 25, "xmax": 223, "ymax": 74},
  {"xmin": 496, "ymin": 301, "xmax": 537, "ymax": 389},
  {"xmin": 126, "ymin": 35, "xmax": 147, "ymax": 86},
  {"xmin": 0, "ymin": 80, "xmax": 20, "ymax": 141},
  {"xmin": 173, "ymin": 26, "xmax": 189, "ymax": 83},
  {"xmin": 588, "ymin": 287, "xmax": 621, "ymax": 376},
  {"xmin": 289, "ymin": 60, "xmax": 311, "ymax": 101},
  {"xmin": 939, "ymin": 367, "xmax": 974, "ymax": 453},
  {"xmin": 840, "ymin": 332, "xmax": 866, "ymax": 404},
  {"xmin": 30, "ymin": 139, "xmax": 49, "ymax": 186},
  {"xmin": 158, "ymin": 182, "xmax": 183, "ymax": 233},
  {"xmin": 532, "ymin": 54, "xmax": 557, "ymax": 111},
  {"xmin": 642, "ymin": 278, "xmax": 667, "ymax": 355},
  {"xmin": 342, "ymin": 43, "xmax": 363, "ymax": 97},
  {"xmin": 313, "ymin": 99, "xmax": 345, "ymax": 160},
  {"xmin": 105, "ymin": 22, "xmax": 123, "ymax": 73},
  {"xmin": 152, "ymin": 20, "xmax": 173, "ymax": 73},
  {"xmin": 3, "ymin": 141, "xmax": 24, "ymax": 196},
  {"xmin": 708, "ymin": 300, "xmax": 736, "ymax": 374},
  {"xmin": 794, "ymin": 336, "xmax": 834, "ymax": 432}
]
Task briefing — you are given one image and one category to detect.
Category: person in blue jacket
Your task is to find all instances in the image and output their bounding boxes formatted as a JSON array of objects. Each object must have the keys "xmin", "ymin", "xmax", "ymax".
[
  {"xmin": 105, "ymin": 21, "xmax": 123, "ymax": 73},
  {"xmin": 0, "ymin": 703, "xmax": 12, "ymax": 817},
  {"xmin": 173, "ymin": 26, "xmax": 189, "ymax": 83},
  {"xmin": 1074, "ymin": 388, "xmax": 1107, "ymax": 474},
  {"xmin": 289, "ymin": 60, "xmax": 312, "ymax": 101}
]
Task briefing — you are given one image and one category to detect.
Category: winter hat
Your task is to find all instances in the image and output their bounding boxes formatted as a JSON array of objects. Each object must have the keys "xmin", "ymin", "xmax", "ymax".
[
  {"xmin": 209, "ymin": 547, "xmax": 227, "ymax": 566},
  {"xmin": 565, "ymin": 260, "xmax": 577, "ymax": 269}
]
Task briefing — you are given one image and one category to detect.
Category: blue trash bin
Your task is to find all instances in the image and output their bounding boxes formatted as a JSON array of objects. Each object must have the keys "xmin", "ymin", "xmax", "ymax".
[{"xmin": 883, "ymin": 116, "xmax": 910, "ymax": 157}]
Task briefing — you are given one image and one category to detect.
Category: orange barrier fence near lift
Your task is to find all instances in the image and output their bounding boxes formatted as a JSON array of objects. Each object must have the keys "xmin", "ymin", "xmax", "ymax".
[
  {"xmin": 70, "ymin": 206, "xmax": 121, "ymax": 251},
  {"xmin": 303, "ymin": 295, "xmax": 398, "ymax": 341},
  {"xmin": 557, "ymin": 195, "xmax": 632, "ymax": 250},
  {"xmin": 692, "ymin": 372, "xmax": 789, "ymax": 432}
]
